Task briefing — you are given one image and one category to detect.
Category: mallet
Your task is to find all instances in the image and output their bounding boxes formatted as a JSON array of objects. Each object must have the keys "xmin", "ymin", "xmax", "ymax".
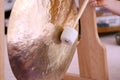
[{"xmin": 60, "ymin": 0, "xmax": 89, "ymax": 45}]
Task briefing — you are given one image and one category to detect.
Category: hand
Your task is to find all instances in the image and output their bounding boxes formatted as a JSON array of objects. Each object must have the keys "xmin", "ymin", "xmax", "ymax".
[
  {"xmin": 89, "ymin": 0, "xmax": 120, "ymax": 15},
  {"xmin": 89, "ymin": 0, "xmax": 105, "ymax": 7}
]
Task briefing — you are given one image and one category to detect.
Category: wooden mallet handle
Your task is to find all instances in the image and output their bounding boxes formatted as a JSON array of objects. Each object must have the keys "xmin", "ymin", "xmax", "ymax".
[{"xmin": 73, "ymin": 0, "xmax": 89, "ymax": 28}]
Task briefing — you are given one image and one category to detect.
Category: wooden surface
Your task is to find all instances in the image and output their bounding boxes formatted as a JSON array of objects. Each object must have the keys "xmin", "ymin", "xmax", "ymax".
[
  {"xmin": 77, "ymin": 0, "xmax": 108, "ymax": 80},
  {"xmin": 63, "ymin": 73, "xmax": 93, "ymax": 80},
  {"xmin": 63, "ymin": 73, "xmax": 80, "ymax": 80},
  {"xmin": 98, "ymin": 26, "xmax": 120, "ymax": 33},
  {"xmin": 0, "ymin": 0, "xmax": 5, "ymax": 80}
]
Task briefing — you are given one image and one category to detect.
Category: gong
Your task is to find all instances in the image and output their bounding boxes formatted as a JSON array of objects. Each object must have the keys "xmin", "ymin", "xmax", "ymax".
[{"xmin": 7, "ymin": 0, "xmax": 78, "ymax": 80}]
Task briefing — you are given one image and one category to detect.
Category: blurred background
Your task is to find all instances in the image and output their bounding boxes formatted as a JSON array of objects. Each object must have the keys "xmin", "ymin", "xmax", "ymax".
[{"xmin": 5, "ymin": 0, "xmax": 120, "ymax": 80}]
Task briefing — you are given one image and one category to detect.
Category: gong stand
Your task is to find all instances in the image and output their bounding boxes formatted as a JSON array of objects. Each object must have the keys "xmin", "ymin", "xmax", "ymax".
[
  {"xmin": 63, "ymin": 0, "xmax": 108, "ymax": 80},
  {"xmin": 0, "ymin": 0, "xmax": 5, "ymax": 80},
  {"xmin": 0, "ymin": 0, "xmax": 108, "ymax": 80}
]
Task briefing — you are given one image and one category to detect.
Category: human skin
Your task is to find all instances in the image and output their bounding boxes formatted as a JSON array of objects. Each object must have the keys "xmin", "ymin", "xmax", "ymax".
[{"xmin": 89, "ymin": 0, "xmax": 120, "ymax": 15}]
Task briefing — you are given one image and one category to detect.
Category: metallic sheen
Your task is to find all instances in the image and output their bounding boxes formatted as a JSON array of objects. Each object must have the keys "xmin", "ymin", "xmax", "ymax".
[{"xmin": 7, "ymin": 0, "xmax": 78, "ymax": 80}]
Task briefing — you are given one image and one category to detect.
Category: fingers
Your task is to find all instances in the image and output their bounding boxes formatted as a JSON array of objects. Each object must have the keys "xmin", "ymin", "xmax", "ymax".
[
  {"xmin": 89, "ymin": 0, "xmax": 98, "ymax": 7},
  {"xmin": 89, "ymin": 0, "xmax": 104, "ymax": 7}
]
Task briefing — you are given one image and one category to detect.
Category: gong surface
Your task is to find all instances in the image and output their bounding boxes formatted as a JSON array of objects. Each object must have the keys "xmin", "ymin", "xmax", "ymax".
[{"xmin": 7, "ymin": 0, "xmax": 78, "ymax": 80}]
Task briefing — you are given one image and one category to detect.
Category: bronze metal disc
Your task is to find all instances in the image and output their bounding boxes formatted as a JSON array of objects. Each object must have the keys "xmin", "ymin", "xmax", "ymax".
[{"xmin": 7, "ymin": 0, "xmax": 78, "ymax": 80}]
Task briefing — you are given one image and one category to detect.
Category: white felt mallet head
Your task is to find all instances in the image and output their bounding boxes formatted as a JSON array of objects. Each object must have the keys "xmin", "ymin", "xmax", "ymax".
[
  {"xmin": 60, "ymin": 0, "xmax": 89, "ymax": 45},
  {"xmin": 60, "ymin": 27, "xmax": 78, "ymax": 45}
]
